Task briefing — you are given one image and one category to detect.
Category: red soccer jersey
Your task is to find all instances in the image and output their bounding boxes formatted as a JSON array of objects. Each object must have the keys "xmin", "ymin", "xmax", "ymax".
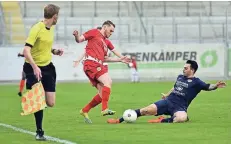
[
  {"xmin": 131, "ymin": 59, "xmax": 137, "ymax": 70},
  {"xmin": 83, "ymin": 29, "xmax": 110, "ymax": 62},
  {"xmin": 104, "ymin": 39, "xmax": 115, "ymax": 56}
]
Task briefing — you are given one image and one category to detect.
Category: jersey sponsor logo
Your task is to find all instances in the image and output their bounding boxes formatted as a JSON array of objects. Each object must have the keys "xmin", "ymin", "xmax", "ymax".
[
  {"xmin": 176, "ymin": 81, "xmax": 188, "ymax": 88},
  {"xmin": 174, "ymin": 80, "xmax": 188, "ymax": 96},
  {"xmin": 176, "ymin": 86, "xmax": 183, "ymax": 91},
  {"xmin": 172, "ymin": 90, "xmax": 185, "ymax": 96}
]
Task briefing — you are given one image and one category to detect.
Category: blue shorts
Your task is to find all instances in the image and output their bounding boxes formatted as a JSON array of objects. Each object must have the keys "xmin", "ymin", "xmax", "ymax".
[{"xmin": 154, "ymin": 99, "xmax": 187, "ymax": 116}]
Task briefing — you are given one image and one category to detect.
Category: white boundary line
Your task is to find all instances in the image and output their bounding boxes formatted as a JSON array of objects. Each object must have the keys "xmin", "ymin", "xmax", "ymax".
[{"xmin": 0, "ymin": 123, "xmax": 77, "ymax": 144}]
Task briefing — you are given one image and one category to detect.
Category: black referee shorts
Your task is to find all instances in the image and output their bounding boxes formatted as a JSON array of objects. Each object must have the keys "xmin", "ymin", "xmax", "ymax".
[{"xmin": 23, "ymin": 62, "xmax": 56, "ymax": 92}]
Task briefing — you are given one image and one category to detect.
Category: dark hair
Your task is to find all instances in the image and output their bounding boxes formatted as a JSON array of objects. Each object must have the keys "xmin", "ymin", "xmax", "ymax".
[
  {"xmin": 44, "ymin": 4, "xmax": 60, "ymax": 19},
  {"xmin": 102, "ymin": 20, "xmax": 115, "ymax": 28},
  {"xmin": 97, "ymin": 26, "xmax": 102, "ymax": 30},
  {"xmin": 186, "ymin": 60, "xmax": 198, "ymax": 73}
]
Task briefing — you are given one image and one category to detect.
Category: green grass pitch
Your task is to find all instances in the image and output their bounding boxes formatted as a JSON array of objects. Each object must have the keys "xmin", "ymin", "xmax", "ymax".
[{"xmin": 0, "ymin": 81, "xmax": 230, "ymax": 144}]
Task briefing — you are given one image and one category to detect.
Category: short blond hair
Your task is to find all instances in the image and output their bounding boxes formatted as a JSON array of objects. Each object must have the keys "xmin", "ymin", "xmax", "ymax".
[{"xmin": 44, "ymin": 4, "xmax": 60, "ymax": 19}]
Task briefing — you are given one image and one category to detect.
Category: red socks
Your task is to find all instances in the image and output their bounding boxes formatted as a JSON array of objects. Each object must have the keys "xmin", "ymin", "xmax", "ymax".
[
  {"xmin": 19, "ymin": 80, "xmax": 25, "ymax": 92},
  {"xmin": 101, "ymin": 86, "xmax": 111, "ymax": 111},
  {"xmin": 82, "ymin": 86, "xmax": 111, "ymax": 113},
  {"xmin": 82, "ymin": 94, "xmax": 102, "ymax": 113}
]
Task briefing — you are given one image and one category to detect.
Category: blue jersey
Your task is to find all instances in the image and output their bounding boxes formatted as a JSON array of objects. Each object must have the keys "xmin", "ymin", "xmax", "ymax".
[{"xmin": 166, "ymin": 74, "xmax": 209, "ymax": 109}]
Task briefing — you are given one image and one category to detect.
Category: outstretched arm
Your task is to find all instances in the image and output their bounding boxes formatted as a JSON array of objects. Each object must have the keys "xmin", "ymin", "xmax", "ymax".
[
  {"xmin": 111, "ymin": 49, "xmax": 124, "ymax": 58},
  {"xmin": 203, "ymin": 81, "xmax": 226, "ymax": 91},
  {"xmin": 104, "ymin": 56, "xmax": 130, "ymax": 64},
  {"xmin": 106, "ymin": 40, "xmax": 123, "ymax": 58},
  {"xmin": 104, "ymin": 56, "xmax": 122, "ymax": 62},
  {"xmin": 198, "ymin": 79, "xmax": 226, "ymax": 91},
  {"xmin": 106, "ymin": 39, "xmax": 131, "ymax": 64},
  {"xmin": 112, "ymin": 49, "xmax": 131, "ymax": 63}
]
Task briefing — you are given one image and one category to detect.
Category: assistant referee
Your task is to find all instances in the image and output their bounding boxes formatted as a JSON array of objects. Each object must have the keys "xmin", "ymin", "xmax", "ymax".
[{"xmin": 23, "ymin": 4, "xmax": 63, "ymax": 141}]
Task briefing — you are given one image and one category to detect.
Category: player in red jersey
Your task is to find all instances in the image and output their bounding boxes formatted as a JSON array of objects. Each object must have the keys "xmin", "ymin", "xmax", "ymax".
[
  {"xmin": 73, "ymin": 27, "xmax": 113, "ymax": 88},
  {"xmin": 128, "ymin": 55, "xmax": 139, "ymax": 83},
  {"xmin": 73, "ymin": 27, "xmax": 113, "ymax": 73},
  {"xmin": 73, "ymin": 21, "xmax": 130, "ymax": 123}
]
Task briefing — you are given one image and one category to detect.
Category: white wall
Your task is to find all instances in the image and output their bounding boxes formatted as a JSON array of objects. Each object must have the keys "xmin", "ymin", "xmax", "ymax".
[{"xmin": 0, "ymin": 43, "xmax": 226, "ymax": 81}]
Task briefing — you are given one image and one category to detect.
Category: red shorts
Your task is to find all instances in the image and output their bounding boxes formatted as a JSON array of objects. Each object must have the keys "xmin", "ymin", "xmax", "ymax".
[{"xmin": 84, "ymin": 60, "xmax": 108, "ymax": 87}]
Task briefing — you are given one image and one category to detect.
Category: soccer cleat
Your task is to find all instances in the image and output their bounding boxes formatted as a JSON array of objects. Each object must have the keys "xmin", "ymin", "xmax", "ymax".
[
  {"xmin": 79, "ymin": 109, "xmax": 92, "ymax": 124},
  {"xmin": 18, "ymin": 92, "xmax": 22, "ymax": 97},
  {"xmin": 35, "ymin": 130, "xmax": 46, "ymax": 141},
  {"xmin": 101, "ymin": 109, "xmax": 116, "ymax": 116},
  {"xmin": 107, "ymin": 118, "xmax": 120, "ymax": 124},
  {"xmin": 148, "ymin": 116, "xmax": 165, "ymax": 123}
]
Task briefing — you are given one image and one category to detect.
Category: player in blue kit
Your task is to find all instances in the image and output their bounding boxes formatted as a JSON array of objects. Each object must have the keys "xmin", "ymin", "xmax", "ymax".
[{"xmin": 107, "ymin": 60, "xmax": 226, "ymax": 124}]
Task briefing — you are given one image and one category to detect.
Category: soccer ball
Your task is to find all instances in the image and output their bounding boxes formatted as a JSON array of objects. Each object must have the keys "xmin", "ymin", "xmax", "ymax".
[{"xmin": 123, "ymin": 109, "xmax": 137, "ymax": 123}]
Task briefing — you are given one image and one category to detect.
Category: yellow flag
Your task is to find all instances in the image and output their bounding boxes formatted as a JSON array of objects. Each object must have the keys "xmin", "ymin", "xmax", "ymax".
[{"xmin": 21, "ymin": 82, "xmax": 47, "ymax": 116}]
